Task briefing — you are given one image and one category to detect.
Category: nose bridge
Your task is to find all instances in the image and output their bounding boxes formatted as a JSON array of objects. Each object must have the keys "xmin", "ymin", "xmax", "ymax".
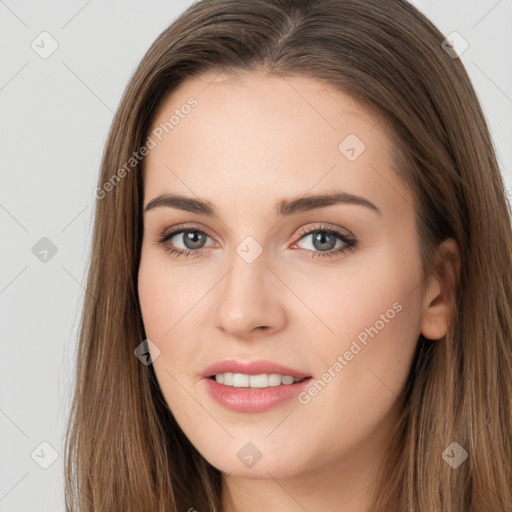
[
  {"xmin": 223, "ymin": 240, "xmax": 269, "ymax": 309},
  {"xmin": 215, "ymin": 236, "xmax": 285, "ymax": 336}
]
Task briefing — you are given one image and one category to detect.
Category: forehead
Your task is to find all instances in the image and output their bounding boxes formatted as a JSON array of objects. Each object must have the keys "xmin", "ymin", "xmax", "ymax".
[
  {"xmin": 143, "ymin": 69, "xmax": 410, "ymax": 217},
  {"xmin": 149, "ymin": 69, "xmax": 383, "ymax": 144}
]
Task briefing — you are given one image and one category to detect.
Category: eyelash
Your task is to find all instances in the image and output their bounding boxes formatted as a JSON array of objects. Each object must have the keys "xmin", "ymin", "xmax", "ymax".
[{"xmin": 155, "ymin": 223, "xmax": 357, "ymax": 260}]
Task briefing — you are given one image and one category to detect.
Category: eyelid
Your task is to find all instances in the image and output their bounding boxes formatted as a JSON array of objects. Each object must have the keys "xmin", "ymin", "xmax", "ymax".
[
  {"xmin": 159, "ymin": 223, "xmax": 215, "ymax": 242},
  {"xmin": 295, "ymin": 222, "xmax": 354, "ymax": 240}
]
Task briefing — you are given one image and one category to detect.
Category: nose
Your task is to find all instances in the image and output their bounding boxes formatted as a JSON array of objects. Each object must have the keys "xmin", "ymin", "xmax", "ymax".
[{"xmin": 215, "ymin": 247, "xmax": 287, "ymax": 340}]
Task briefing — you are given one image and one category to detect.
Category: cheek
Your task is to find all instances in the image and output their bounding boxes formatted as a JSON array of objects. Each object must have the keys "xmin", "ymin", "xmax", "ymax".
[
  {"xmin": 138, "ymin": 247, "xmax": 164, "ymax": 322},
  {"xmin": 291, "ymin": 248, "xmax": 421, "ymax": 359},
  {"xmin": 137, "ymin": 247, "xmax": 211, "ymax": 389},
  {"xmin": 137, "ymin": 247, "xmax": 199, "ymax": 336},
  {"xmin": 296, "ymin": 251, "xmax": 423, "ymax": 427}
]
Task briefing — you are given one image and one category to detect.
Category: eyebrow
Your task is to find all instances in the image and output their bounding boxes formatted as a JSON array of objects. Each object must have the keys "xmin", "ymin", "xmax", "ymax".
[{"xmin": 143, "ymin": 191, "xmax": 381, "ymax": 217}]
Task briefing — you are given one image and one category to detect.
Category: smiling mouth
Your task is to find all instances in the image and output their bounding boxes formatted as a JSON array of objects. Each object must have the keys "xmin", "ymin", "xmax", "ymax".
[{"xmin": 209, "ymin": 373, "xmax": 309, "ymax": 388}]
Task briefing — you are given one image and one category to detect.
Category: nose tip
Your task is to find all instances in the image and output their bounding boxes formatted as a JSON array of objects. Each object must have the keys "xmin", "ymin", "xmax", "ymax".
[{"xmin": 219, "ymin": 305, "xmax": 272, "ymax": 338}]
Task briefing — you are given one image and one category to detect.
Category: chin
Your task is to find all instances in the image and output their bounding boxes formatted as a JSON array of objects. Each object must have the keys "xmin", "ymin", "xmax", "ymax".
[{"xmin": 198, "ymin": 438, "xmax": 307, "ymax": 479}]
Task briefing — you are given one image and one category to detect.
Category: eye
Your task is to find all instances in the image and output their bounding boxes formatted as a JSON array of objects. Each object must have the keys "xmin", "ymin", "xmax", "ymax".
[
  {"xmin": 293, "ymin": 224, "xmax": 357, "ymax": 259},
  {"xmin": 156, "ymin": 224, "xmax": 215, "ymax": 259}
]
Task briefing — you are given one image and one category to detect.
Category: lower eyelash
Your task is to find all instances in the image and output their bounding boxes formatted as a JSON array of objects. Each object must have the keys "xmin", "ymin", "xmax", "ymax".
[
  {"xmin": 162, "ymin": 246, "xmax": 204, "ymax": 259},
  {"xmin": 156, "ymin": 225, "xmax": 357, "ymax": 259}
]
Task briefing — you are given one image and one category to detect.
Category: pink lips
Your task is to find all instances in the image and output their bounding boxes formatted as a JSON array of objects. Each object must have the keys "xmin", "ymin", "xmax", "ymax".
[{"xmin": 201, "ymin": 359, "xmax": 312, "ymax": 413}]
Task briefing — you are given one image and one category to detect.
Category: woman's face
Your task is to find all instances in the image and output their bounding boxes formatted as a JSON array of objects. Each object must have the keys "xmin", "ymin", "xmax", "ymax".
[{"xmin": 138, "ymin": 70, "xmax": 434, "ymax": 480}]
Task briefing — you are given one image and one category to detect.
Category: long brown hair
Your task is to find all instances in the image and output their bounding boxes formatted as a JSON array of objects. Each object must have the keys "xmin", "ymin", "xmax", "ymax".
[{"xmin": 65, "ymin": 1, "xmax": 512, "ymax": 510}]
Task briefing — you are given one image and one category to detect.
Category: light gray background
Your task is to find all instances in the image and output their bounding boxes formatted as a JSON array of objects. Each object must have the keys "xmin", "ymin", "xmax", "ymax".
[{"xmin": 1, "ymin": 1, "xmax": 510, "ymax": 510}]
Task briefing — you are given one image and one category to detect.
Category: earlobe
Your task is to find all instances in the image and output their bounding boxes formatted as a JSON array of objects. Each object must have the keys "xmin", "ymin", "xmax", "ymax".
[{"xmin": 420, "ymin": 238, "xmax": 460, "ymax": 340}]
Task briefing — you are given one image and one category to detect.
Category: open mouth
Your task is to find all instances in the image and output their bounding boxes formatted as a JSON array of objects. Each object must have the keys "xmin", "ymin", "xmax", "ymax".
[
  {"xmin": 203, "ymin": 365, "xmax": 314, "ymax": 412},
  {"xmin": 209, "ymin": 373, "xmax": 310, "ymax": 389}
]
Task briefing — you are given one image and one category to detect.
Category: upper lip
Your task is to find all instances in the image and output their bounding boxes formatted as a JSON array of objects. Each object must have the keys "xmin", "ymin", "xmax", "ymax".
[{"xmin": 202, "ymin": 360, "xmax": 311, "ymax": 379}]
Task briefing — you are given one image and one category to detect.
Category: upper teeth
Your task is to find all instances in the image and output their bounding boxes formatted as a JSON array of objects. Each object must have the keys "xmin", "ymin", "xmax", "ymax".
[{"xmin": 215, "ymin": 373, "xmax": 303, "ymax": 388}]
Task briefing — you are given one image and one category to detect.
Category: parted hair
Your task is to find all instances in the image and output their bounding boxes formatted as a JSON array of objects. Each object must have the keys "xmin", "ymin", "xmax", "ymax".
[{"xmin": 65, "ymin": 1, "xmax": 512, "ymax": 510}]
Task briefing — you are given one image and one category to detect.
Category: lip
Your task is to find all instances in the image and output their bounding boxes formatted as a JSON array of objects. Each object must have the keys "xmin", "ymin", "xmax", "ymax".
[{"xmin": 201, "ymin": 359, "xmax": 312, "ymax": 413}]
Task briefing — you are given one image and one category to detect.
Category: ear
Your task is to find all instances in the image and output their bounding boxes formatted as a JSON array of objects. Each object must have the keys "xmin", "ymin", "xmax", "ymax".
[{"xmin": 420, "ymin": 238, "xmax": 460, "ymax": 340}]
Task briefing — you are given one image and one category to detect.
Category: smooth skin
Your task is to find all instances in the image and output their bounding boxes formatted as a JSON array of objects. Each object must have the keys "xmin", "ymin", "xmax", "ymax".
[{"xmin": 137, "ymin": 69, "xmax": 459, "ymax": 512}]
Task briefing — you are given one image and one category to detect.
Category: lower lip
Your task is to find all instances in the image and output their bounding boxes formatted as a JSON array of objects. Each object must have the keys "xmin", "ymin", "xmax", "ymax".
[{"xmin": 202, "ymin": 377, "xmax": 313, "ymax": 413}]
